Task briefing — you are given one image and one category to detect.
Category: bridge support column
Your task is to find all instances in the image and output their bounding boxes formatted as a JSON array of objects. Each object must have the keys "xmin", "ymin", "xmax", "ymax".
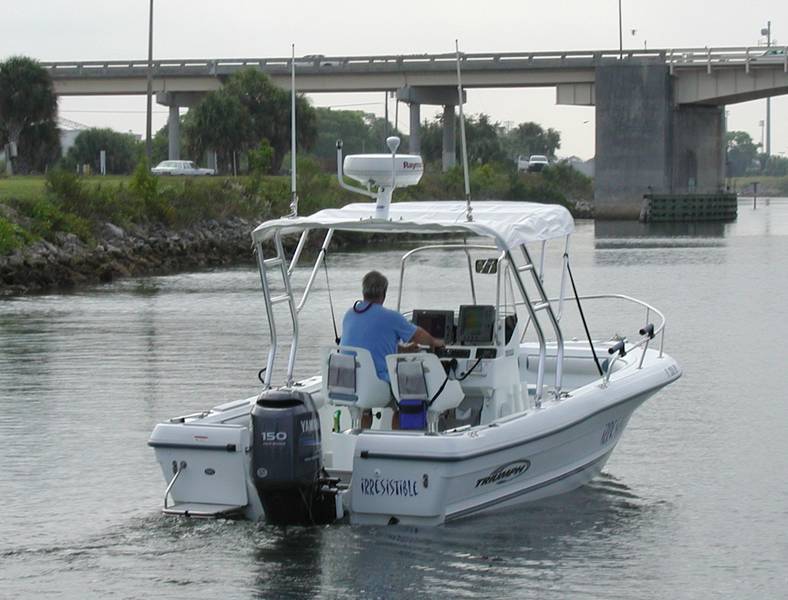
[
  {"xmin": 594, "ymin": 61, "xmax": 673, "ymax": 219},
  {"xmin": 442, "ymin": 105, "xmax": 456, "ymax": 171},
  {"xmin": 594, "ymin": 61, "xmax": 726, "ymax": 218},
  {"xmin": 408, "ymin": 102, "xmax": 421, "ymax": 154},
  {"xmin": 397, "ymin": 86, "xmax": 466, "ymax": 160},
  {"xmin": 168, "ymin": 105, "xmax": 180, "ymax": 160},
  {"xmin": 671, "ymin": 105, "xmax": 725, "ymax": 194},
  {"xmin": 156, "ymin": 91, "xmax": 205, "ymax": 161}
]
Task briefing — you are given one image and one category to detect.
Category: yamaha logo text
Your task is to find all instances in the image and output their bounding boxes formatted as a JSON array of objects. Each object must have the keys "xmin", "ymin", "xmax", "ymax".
[{"xmin": 300, "ymin": 418, "xmax": 319, "ymax": 433}]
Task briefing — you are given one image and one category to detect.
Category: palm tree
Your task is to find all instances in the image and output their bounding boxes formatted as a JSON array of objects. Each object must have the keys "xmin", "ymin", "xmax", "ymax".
[{"xmin": 0, "ymin": 56, "xmax": 58, "ymax": 175}]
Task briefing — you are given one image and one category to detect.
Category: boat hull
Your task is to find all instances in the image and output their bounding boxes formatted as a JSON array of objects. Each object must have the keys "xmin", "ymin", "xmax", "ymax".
[
  {"xmin": 349, "ymin": 388, "xmax": 652, "ymax": 526},
  {"xmin": 149, "ymin": 348, "xmax": 680, "ymax": 525}
]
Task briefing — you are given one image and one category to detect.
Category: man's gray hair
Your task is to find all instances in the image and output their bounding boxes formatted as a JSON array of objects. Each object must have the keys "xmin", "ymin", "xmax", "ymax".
[{"xmin": 362, "ymin": 270, "xmax": 388, "ymax": 301}]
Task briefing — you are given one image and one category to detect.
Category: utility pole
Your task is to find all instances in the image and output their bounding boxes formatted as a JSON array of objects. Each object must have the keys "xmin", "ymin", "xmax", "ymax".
[
  {"xmin": 145, "ymin": 0, "xmax": 154, "ymax": 162},
  {"xmin": 618, "ymin": 0, "xmax": 623, "ymax": 59},
  {"xmin": 760, "ymin": 21, "xmax": 772, "ymax": 158},
  {"xmin": 765, "ymin": 21, "xmax": 771, "ymax": 157},
  {"xmin": 384, "ymin": 91, "xmax": 389, "ymax": 145}
]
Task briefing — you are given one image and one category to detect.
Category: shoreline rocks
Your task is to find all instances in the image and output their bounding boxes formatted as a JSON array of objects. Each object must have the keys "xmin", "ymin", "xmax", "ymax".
[
  {"xmin": 1, "ymin": 200, "xmax": 595, "ymax": 298},
  {"xmin": 0, "ymin": 217, "xmax": 258, "ymax": 297}
]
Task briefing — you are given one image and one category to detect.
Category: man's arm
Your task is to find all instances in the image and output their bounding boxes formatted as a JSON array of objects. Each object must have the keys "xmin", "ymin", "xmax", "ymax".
[{"xmin": 408, "ymin": 326, "xmax": 444, "ymax": 349}]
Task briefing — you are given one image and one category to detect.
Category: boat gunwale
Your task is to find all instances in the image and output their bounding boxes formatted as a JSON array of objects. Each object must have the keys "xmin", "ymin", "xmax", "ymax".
[{"xmin": 355, "ymin": 364, "xmax": 678, "ymax": 463}]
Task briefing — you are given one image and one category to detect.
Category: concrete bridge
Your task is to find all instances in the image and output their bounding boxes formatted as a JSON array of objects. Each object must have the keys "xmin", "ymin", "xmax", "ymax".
[{"xmin": 43, "ymin": 47, "xmax": 788, "ymax": 218}]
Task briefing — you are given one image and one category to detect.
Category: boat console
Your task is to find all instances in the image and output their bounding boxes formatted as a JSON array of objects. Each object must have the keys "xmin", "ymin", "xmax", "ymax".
[
  {"xmin": 402, "ymin": 305, "xmax": 525, "ymax": 427},
  {"xmin": 457, "ymin": 305, "xmax": 496, "ymax": 345},
  {"xmin": 410, "ymin": 305, "xmax": 515, "ymax": 358},
  {"xmin": 411, "ymin": 305, "xmax": 498, "ymax": 346},
  {"xmin": 412, "ymin": 309, "xmax": 455, "ymax": 345}
]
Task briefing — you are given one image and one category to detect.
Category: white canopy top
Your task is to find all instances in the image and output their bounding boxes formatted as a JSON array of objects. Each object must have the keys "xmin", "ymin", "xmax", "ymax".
[{"xmin": 251, "ymin": 200, "xmax": 574, "ymax": 250}]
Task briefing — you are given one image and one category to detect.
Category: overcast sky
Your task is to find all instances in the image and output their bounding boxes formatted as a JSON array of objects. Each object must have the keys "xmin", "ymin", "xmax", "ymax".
[{"xmin": 2, "ymin": 0, "xmax": 786, "ymax": 159}]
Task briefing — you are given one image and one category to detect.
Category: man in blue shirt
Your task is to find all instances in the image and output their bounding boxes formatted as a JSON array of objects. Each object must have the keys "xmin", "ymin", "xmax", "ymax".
[{"xmin": 341, "ymin": 271, "xmax": 444, "ymax": 427}]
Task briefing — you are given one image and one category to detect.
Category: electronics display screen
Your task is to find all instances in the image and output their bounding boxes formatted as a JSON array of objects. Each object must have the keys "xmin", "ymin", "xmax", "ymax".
[
  {"xmin": 412, "ymin": 310, "xmax": 454, "ymax": 344},
  {"xmin": 457, "ymin": 305, "xmax": 496, "ymax": 345}
]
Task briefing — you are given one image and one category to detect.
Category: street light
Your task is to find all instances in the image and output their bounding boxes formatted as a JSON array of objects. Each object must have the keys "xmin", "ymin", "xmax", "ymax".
[
  {"xmin": 760, "ymin": 21, "xmax": 771, "ymax": 157},
  {"xmin": 145, "ymin": 0, "xmax": 154, "ymax": 162}
]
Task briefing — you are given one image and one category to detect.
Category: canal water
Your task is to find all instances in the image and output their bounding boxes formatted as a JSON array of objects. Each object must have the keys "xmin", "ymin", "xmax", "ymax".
[{"xmin": 1, "ymin": 199, "xmax": 787, "ymax": 599}]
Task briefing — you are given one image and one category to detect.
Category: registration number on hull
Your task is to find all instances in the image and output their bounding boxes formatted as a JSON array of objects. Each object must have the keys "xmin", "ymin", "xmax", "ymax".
[{"xmin": 601, "ymin": 417, "xmax": 623, "ymax": 445}]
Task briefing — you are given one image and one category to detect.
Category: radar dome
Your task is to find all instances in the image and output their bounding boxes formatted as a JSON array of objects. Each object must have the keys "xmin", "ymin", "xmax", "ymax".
[{"xmin": 343, "ymin": 154, "xmax": 423, "ymax": 188}]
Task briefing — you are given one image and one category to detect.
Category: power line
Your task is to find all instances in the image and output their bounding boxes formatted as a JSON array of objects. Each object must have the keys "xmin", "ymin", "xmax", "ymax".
[
  {"xmin": 316, "ymin": 102, "xmax": 381, "ymax": 109},
  {"xmin": 63, "ymin": 103, "xmax": 379, "ymax": 113},
  {"xmin": 59, "ymin": 109, "xmax": 168, "ymax": 114}
]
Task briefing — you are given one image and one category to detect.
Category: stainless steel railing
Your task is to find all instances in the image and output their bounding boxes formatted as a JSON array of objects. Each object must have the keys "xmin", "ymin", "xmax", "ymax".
[{"xmin": 518, "ymin": 293, "xmax": 667, "ymax": 384}]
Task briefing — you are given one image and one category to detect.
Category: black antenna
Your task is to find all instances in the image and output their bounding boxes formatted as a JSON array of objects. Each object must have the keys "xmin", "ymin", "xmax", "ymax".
[
  {"xmin": 455, "ymin": 40, "xmax": 472, "ymax": 222},
  {"xmin": 289, "ymin": 43, "xmax": 298, "ymax": 217}
]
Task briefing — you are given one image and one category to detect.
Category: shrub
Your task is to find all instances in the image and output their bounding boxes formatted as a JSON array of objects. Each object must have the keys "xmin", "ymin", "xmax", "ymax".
[
  {"xmin": 0, "ymin": 215, "xmax": 32, "ymax": 254},
  {"xmin": 11, "ymin": 196, "xmax": 91, "ymax": 242},
  {"xmin": 130, "ymin": 158, "xmax": 174, "ymax": 224},
  {"xmin": 45, "ymin": 169, "xmax": 133, "ymax": 228}
]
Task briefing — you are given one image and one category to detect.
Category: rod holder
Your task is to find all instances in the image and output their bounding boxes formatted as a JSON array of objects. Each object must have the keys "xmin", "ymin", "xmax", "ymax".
[
  {"xmin": 608, "ymin": 339, "xmax": 627, "ymax": 357},
  {"xmin": 639, "ymin": 323, "xmax": 655, "ymax": 339}
]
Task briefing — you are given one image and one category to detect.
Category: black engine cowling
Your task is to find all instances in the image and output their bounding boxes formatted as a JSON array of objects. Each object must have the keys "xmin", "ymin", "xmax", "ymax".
[{"xmin": 251, "ymin": 390, "xmax": 337, "ymax": 525}]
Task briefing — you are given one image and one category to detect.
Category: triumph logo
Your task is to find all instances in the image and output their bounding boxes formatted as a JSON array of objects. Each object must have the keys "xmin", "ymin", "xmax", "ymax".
[{"xmin": 475, "ymin": 459, "xmax": 531, "ymax": 488}]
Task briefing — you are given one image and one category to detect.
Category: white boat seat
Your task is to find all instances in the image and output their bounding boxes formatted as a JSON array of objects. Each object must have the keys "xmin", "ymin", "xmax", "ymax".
[
  {"xmin": 386, "ymin": 353, "xmax": 464, "ymax": 414},
  {"xmin": 321, "ymin": 346, "xmax": 392, "ymax": 429}
]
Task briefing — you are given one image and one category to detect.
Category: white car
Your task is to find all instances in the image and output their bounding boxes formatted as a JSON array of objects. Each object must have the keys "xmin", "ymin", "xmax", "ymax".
[
  {"xmin": 151, "ymin": 160, "xmax": 215, "ymax": 176},
  {"xmin": 526, "ymin": 155, "xmax": 550, "ymax": 172}
]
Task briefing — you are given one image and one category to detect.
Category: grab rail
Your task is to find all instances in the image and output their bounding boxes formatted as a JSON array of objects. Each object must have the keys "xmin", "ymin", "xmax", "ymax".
[
  {"xmin": 164, "ymin": 461, "xmax": 187, "ymax": 510},
  {"xmin": 518, "ymin": 293, "xmax": 667, "ymax": 385},
  {"xmin": 169, "ymin": 411, "xmax": 210, "ymax": 424}
]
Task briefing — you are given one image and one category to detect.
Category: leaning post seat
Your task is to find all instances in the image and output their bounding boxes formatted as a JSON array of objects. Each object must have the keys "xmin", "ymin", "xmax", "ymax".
[
  {"xmin": 320, "ymin": 346, "xmax": 392, "ymax": 430},
  {"xmin": 386, "ymin": 354, "xmax": 464, "ymax": 432}
]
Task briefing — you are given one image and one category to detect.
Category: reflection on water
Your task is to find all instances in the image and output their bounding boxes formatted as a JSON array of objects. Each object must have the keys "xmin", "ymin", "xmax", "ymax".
[
  {"xmin": 2, "ymin": 199, "xmax": 788, "ymax": 598},
  {"xmin": 595, "ymin": 219, "xmax": 727, "ymax": 241}
]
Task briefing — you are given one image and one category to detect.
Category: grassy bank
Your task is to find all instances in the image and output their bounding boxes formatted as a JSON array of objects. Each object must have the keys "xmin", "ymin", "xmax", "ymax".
[
  {"xmin": 0, "ymin": 160, "xmax": 593, "ymax": 256},
  {"xmin": 730, "ymin": 176, "xmax": 788, "ymax": 197}
]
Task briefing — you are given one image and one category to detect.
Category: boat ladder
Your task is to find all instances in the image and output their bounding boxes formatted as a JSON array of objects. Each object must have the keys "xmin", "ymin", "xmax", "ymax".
[
  {"xmin": 509, "ymin": 243, "xmax": 565, "ymax": 406},
  {"xmin": 255, "ymin": 231, "xmax": 299, "ymax": 388}
]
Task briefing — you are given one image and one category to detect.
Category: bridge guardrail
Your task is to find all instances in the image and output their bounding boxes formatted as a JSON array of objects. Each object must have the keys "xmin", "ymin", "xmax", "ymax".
[
  {"xmin": 667, "ymin": 46, "xmax": 788, "ymax": 74},
  {"xmin": 40, "ymin": 46, "xmax": 787, "ymax": 77}
]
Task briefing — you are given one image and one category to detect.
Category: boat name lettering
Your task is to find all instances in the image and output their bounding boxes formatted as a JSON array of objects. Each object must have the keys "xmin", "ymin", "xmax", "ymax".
[
  {"xmin": 300, "ymin": 418, "xmax": 319, "ymax": 433},
  {"xmin": 359, "ymin": 477, "xmax": 419, "ymax": 497},
  {"xmin": 402, "ymin": 161, "xmax": 423, "ymax": 171},
  {"xmin": 600, "ymin": 418, "xmax": 623, "ymax": 445},
  {"xmin": 261, "ymin": 431, "xmax": 287, "ymax": 442},
  {"xmin": 475, "ymin": 460, "xmax": 531, "ymax": 488}
]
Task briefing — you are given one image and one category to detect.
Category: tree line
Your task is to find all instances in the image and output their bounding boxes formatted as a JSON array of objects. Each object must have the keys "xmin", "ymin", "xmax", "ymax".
[
  {"xmin": 726, "ymin": 130, "xmax": 788, "ymax": 177},
  {"xmin": 0, "ymin": 56, "xmax": 60, "ymax": 174},
  {"xmin": 1, "ymin": 55, "xmax": 568, "ymax": 178}
]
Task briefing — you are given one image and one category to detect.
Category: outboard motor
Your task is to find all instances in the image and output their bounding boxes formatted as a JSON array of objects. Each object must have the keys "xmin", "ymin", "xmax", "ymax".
[{"xmin": 251, "ymin": 390, "xmax": 339, "ymax": 525}]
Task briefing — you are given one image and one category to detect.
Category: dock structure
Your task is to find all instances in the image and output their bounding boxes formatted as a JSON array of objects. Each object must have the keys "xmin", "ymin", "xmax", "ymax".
[{"xmin": 640, "ymin": 193, "xmax": 738, "ymax": 222}]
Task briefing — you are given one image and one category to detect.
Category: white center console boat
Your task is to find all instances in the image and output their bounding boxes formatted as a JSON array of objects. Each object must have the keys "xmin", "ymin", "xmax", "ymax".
[{"xmin": 149, "ymin": 144, "xmax": 681, "ymax": 526}]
